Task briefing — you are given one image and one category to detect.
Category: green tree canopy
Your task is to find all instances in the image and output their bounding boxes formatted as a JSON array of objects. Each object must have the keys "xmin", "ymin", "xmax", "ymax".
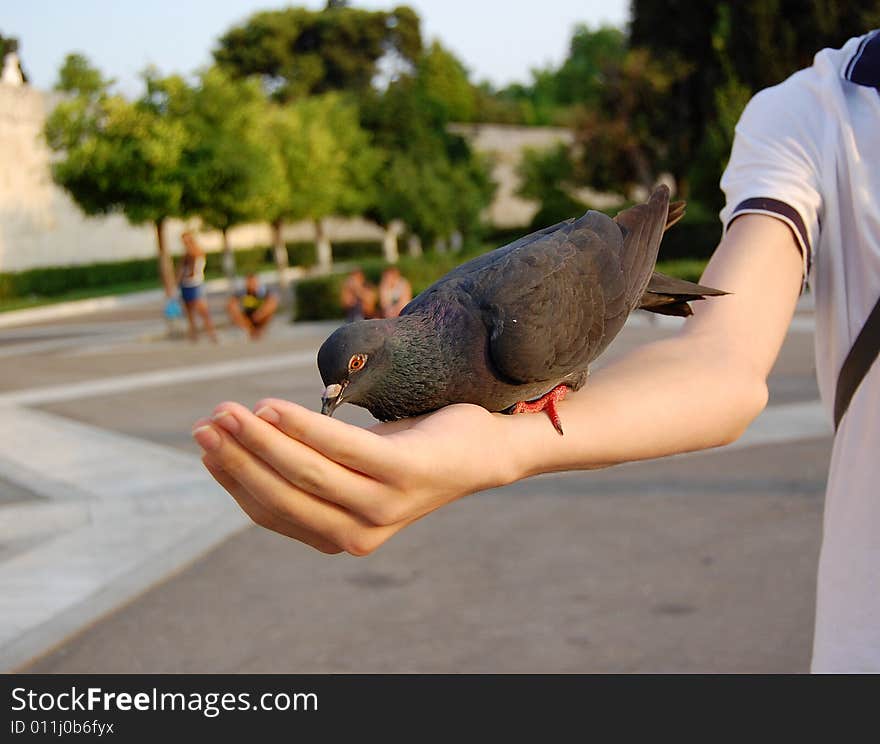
[
  {"xmin": 629, "ymin": 0, "xmax": 880, "ymax": 202},
  {"xmin": 213, "ymin": 4, "xmax": 422, "ymax": 101},
  {"xmin": 476, "ymin": 25, "xmax": 626, "ymax": 126},
  {"xmin": 359, "ymin": 53, "xmax": 494, "ymax": 246},
  {"xmin": 174, "ymin": 69, "xmax": 283, "ymax": 232},
  {"xmin": 164, "ymin": 68, "xmax": 285, "ymax": 278},
  {"xmin": 517, "ymin": 143, "xmax": 586, "ymax": 229},
  {"xmin": 53, "ymin": 52, "xmax": 111, "ymax": 96},
  {"xmin": 266, "ymin": 93, "xmax": 380, "ymax": 267},
  {"xmin": 415, "ymin": 41, "xmax": 476, "ymax": 122},
  {"xmin": 45, "ymin": 55, "xmax": 187, "ymax": 295}
]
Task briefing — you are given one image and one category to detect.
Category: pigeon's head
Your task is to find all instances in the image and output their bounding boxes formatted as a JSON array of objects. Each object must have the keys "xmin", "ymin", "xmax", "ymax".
[{"xmin": 317, "ymin": 320, "xmax": 392, "ymax": 416}]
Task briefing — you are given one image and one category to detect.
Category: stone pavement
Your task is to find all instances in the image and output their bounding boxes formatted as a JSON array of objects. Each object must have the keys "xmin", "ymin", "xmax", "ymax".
[{"xmin": 0, "ymin": 292, "xmax": 830, "ymax": 672}]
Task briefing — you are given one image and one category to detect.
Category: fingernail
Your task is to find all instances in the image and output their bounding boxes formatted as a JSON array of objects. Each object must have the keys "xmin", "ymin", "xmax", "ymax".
[
  {"xmin": 255, "ymin": 406, "xmax": 280, "ymax": 424},
  {"xmin": 192, "ymin": 424, "xmax": 221, "ymax": 451},
  {"xmin": 211, "ymin": 410, "xmax": 239, "ymax": 434}
]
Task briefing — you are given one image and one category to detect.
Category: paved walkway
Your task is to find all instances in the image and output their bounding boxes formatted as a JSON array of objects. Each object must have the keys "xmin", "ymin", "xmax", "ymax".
[{"xmin": 0, "ymin": 293, "xmax": 830, "ymax": 672}]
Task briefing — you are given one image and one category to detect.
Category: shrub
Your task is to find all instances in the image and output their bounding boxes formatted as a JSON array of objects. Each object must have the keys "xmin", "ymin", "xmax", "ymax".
[
  {"xmin": 291, "ymin": 243, "xmax": 710, "ymax": 322},
  {"xmin": 658, "ymin": 219, "xmax": 721, "ymax": 261},
  {"xmin": 0, "ymin": 257, "xmax": 159, "ymax": 301},
  {"xmin": 0, "ymin": 241, "xmax": 387, "ymax": 303}
]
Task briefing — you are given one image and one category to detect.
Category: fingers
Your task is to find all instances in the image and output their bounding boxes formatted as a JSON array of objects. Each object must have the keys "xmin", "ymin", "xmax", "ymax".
[
  {"xmin": 249, "ymin": 398, "xmax": 412, "ymax": 482},
  {"xmin": 208, "ymin": 403, "xmax": 412, "ymax": 525},
  {"xmin": 202, "ymin": 457, "xmax": 342, "ymax": 554},
  {"xmin": 193, "ymin": 418, "xmax": 400, "ymax": 555}
]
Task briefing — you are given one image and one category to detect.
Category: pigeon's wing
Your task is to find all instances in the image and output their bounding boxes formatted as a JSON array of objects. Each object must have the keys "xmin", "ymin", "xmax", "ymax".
[
  {"xmin": 402, "ymin": 219, "xmax": 575, "ymax": 315},
  {"xmin": 477, "ymin": 211, "xmax": 630, "ymax": 385}
]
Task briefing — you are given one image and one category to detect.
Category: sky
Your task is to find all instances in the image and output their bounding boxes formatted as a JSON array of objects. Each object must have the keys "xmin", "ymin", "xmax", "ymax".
[{"xmin": 3, "ymin": 0, "xmax": 629, "ymax": 95}]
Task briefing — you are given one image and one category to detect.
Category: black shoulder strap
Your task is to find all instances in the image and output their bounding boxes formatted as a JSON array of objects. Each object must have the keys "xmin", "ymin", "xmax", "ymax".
[{"xmin": 834, "ymin": 293, "xmax": 880, "ymax": 431}]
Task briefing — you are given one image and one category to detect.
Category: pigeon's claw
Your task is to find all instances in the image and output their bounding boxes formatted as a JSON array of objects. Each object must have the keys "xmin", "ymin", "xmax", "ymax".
[{"xmin": 511, "ymin": 384, "xmax": 569, "ymax": 436}]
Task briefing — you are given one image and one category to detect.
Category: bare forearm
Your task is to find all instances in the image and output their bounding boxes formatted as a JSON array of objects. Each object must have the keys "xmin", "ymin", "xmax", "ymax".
[
  {"xmin": 501, "ymin": 214, "xmax": 803, "ymax": 483},
  {"xmin": 504, "ymin": 331, "xmax": 768, "ymax": 479}
]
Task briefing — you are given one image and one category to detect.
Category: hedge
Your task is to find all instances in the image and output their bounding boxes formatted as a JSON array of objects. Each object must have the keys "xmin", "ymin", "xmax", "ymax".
[
  {"xmin": 0, "ymin": 241, "xmax": 384, "ymax": 303},
  {"xmin": 293, "ymin": 252, "xmax": 470, "ymax": 321},
  {"xmin": 293, "ymin": 234, "xmax": 717, "ymax": 320},
  {"xmin": 0, "ymin": 257, "xmax": 160, "ymax": 302}
]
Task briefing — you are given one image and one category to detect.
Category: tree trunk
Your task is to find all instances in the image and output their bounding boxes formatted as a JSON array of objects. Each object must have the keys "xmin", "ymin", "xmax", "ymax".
[
  {"xmin": 382, "ymin": 220, "xmax": 402, "ymax": 264},
  {"xmin": 272, "ymin": 218, "xmax": 290, "ymax": 299},
  {"xmin": 155, "ymin": 219, "xmax": 176, "ymax": 298},
  {"xmin": 631, "ymin": 146, "xmax": 654, "ymax": 193},
  {"xmin": 407, "ymin": 234, "xmax": 423, "ymax": 258},
  {"xmin": 675, "ymin": 174, "xmax": 689, "ymax": 200},
  {"xmin": 221, "ymin": 228, "xmax": 236, "ymax": 284},
  {"xmin": 315, "ymin": 218, "xmax": 332, "ymax": 270}
]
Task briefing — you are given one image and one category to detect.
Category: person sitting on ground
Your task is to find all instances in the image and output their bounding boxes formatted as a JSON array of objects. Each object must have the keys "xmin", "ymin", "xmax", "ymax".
[
  {"xmin": 340, "ymin": 268, "xmax": 378, "ymax": 323},
  {"xmin": 227, "ymin": 273, "xmax": 279, "ymax": 340},
  {"xmin": 177, "ymin": 231, "xmax": 217, "ymax": 343},
  {"xmin": 378, "ymin": 266, "xmax": 412, "ymax": 319}
]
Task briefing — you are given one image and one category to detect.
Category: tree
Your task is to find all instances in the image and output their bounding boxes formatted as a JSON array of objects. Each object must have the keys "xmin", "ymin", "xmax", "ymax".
[
  {"xmin": 477, "ymin": 25, "xmax": 626, "ymax": 126},
  {"xmin": 570, "ymin": 47, "xmax": 690, "ymax": 196},
  {"xmin": 416, "ymin": 41, "xmax": 476, "ymax": 122},
  {"xmin": 360, "ymin": 59, "xmax": 494, "ymax": 252},
  {"xmin": 553, "ymin": 25, "xmax": 626, "ymax": 108},
  {"xmin": 517, "ymin": 144, "xmax": 586, "ymax": 229},
  {"xmin": 173, "ymin": 68, "xmax": 285, "ymax": 281},
  {"xmin": 629, "ymin": 0, "xmax": 880, "ymax": 202},
  {"xmin": 45, "ymin": 54, "xmax": 186, "ymax": 297},
  {"xmin": 266, "ymin": 94, "xmax": 379, "ymax": 271},
  {"xmin": 213, "ymin": 5, "xmax": 422, "ymax": 101}
]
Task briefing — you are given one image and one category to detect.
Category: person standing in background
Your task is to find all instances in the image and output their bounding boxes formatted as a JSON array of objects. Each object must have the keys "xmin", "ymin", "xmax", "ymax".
[
  {"xmin": 340, "ymin": 268, "xmax": 377, "ymax": 322},
  {"xmin": 378, "ymin": 266, "xmax": 412, "ymax": 319},
  {"xmin": 178, "ymin": 231, "xmax": 217, "ymax": 343}
]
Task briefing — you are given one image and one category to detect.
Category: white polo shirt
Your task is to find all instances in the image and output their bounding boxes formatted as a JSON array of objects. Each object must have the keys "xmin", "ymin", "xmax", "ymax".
[{"xmin": 720, "ymin": 30, "xmax": 880, "ymax": 672}]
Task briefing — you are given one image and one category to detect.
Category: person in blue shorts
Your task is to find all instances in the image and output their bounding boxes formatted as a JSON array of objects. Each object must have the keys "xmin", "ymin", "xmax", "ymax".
[{"xmin": 177, "ymin": 231, "xmax": 217, "ymax": 343}]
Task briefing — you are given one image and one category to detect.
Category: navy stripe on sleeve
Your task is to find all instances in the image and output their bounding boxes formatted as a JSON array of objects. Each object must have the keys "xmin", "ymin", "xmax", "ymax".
[
  {"xmin": 844, "ymin": 30, "xmax": 880, "ymax": 88},
  {"xmin": 730, "ymin": 197, "xmax": 813, "ymax": 275}
]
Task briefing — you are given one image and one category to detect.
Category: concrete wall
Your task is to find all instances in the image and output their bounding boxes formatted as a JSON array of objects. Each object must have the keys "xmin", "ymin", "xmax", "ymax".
[
  {"xmin": 0, "ymin": 84, "xmax": 165, "ymax": 272},
  {"xmin": 0, "ymin": 84, "xmax": 387, "ymax": 273},
  {"xmin": 450, "ymin": 123, "xmax": 574, "ymax": 228},
  {"xmin": 0, "ymin": 83, "xmax": 582, "ymax": 273}
]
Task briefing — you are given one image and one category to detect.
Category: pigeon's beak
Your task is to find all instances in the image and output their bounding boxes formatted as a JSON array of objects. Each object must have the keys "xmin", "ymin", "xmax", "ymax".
[{"xmin": 320, "ymin": 383, "xmax": 346, "ymax": 417}]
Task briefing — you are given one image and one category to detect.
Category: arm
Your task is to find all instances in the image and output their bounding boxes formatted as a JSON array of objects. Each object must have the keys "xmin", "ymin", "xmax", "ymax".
[
  {"xmin": 509, "ymin": 212, "xmax": 802, "ymax": 475},
  {"xmin": 391, "ymin": 280, "xmax": 413, "ymax": 317},
  {"xmin": 192, "ymin": 214, "xmax": 803, "ymax": 555}
]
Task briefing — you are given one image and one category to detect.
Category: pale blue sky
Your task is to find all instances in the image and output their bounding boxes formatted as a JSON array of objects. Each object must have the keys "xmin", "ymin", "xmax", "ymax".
[{"xmin": 4, "ymin": 0, "xmax": 629, "ymax": 94}]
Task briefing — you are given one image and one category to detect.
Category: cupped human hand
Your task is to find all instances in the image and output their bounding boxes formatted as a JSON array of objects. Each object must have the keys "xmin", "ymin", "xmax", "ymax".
[{"xmin": 191, "ymin": 399, "xmax": 525, "ymax": 556}]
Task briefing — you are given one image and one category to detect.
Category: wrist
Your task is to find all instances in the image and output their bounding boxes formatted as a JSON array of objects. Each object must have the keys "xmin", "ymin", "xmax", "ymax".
[{"xmin": 493, "ymin": 409, "xmax": 551, "ymax": 484}]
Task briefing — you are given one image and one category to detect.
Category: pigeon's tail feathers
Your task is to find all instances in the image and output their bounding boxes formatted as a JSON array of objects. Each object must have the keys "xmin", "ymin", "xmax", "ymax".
[
  {"xmin": 613, "ymin": 185, "xmax": 672, "ymax": 305},
  {"xmin": 638, "ymin": 271, "xmax": 729, "ymax": 317},
  {"xmin": 665, "ymin": 200, "xmax": 686, "ymax": 231}
]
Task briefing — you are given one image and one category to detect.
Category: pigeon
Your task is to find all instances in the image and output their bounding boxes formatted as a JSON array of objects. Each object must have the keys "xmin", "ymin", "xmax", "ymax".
[{"xmin": 317, "ymin": 185, "xmax": 726, "ymax": 434}]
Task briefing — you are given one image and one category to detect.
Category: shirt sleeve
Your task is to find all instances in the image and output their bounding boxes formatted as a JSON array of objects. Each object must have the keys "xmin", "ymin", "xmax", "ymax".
[{"xmin": 719, "ymin": 72, "xmax": 824, "ymax": 281}]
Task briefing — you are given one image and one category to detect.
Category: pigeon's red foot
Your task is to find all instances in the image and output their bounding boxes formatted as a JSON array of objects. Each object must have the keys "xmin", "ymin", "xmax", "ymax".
[{"xmin": 511, "ymin": 384, "xmax": 569, "ymax": 435}]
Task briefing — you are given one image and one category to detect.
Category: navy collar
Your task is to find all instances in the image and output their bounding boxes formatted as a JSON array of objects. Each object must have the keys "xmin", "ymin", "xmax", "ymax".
[{"xmin": 844, "ymin": 30, "xmax": 880, "ymax": 88}]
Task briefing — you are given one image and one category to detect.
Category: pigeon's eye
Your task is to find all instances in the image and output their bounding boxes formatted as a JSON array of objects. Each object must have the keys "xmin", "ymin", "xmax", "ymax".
[{"xmin": 348, "ymin": 353, "xmax": 367, "ymax": 372}]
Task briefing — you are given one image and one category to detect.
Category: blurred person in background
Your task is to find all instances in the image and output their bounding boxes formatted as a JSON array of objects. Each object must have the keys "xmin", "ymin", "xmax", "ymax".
[
  {"xmin": 340, "ymin": 268, "xmax": 377, "ymax": 322},
  {"xmin": 378, "ymin": 266, "xmax": 412, "ymax": 319},
  {"xmin": 227, "ymin": 273, "xmax": 279, "ymax": 340},
  {"xmin": 177, "ymin": 231, "xmax": 217, "ymax": 343}
]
